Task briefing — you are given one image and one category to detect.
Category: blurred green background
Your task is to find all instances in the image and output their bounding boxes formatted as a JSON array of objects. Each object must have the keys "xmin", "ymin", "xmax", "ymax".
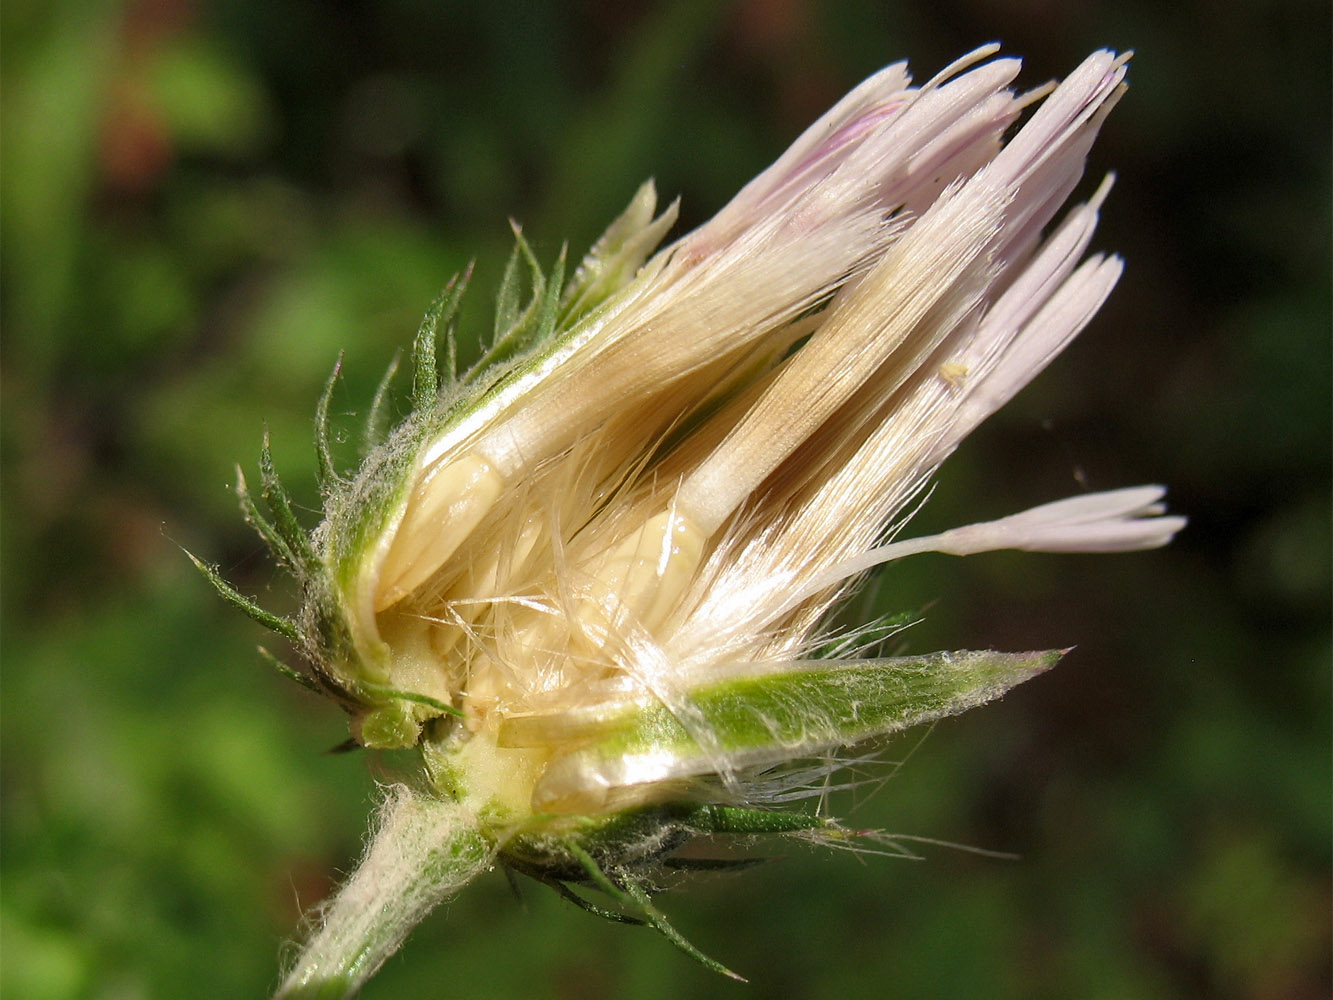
[{"xmin": 3, "ymin": 1, "xmax": 1328, "ymax": 997}]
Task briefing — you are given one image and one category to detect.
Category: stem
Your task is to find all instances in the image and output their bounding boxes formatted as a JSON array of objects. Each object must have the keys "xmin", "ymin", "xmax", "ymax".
[{"xmin": 275, "ymin": 786, "xmax": 493, "ymax": 999}]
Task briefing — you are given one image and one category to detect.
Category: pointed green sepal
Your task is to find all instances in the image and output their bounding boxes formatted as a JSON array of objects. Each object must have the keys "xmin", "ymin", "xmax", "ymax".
[
  {"xmin": 412, "ymin": 267, "xmax": 472, "ymax": 411},
  {"xmin": 533, "ymin": 243, "xmax": 567, "ymax": 347},
  {"xmin": 411, "ymin": 306, "xmax": 438, "ymax": 410},
  {"xmin": 236, "ymin": 466, "xmax": 301, "ymax": 570},
  {"xmin": 256, "ymin": 645, "xmax": 323, "ymax": 694},
  {"xmin": 493, "ymin": 237, "xmax": 526, "ymax": 344},
  {"xmin": 547, "ymin": 881, "xmax": 650, "ymax": 925},
  {"xmin": 314, "ymin": 353, "xmax": 344, "ymax": 492},
  {"xmin": 361, "ymin": 351, "xmax": 401, "ymax": 456},
  {"xmin": 467, "ymin": 228, "xmax": 567, "ymax": 381},
  {"xmin": 259, "ymin": 428, "xmax": 316, "ymax": 574},
  {"xmin": 564, "ymin": 841, "xmax": 746, "ymax": 982},
  {"xmin": 443, "ymin": 328, "xmax": 458, "ymax": 384},
  {"xmin": 185, "ymin": 550, "xmax": 301, "ymax": 643},
  {"xmin": 517, "ymin": 650, "xmax": 1065, "ymax": 809},
  {"xmin": 559, "ymin": 180, "xmax": 680, "ymax": 325}
]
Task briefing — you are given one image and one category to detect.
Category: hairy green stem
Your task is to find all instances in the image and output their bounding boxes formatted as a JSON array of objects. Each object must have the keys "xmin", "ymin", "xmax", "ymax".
[{"xmin": 275, "ymin": 787, "xmax": 493, "ymax": 999}]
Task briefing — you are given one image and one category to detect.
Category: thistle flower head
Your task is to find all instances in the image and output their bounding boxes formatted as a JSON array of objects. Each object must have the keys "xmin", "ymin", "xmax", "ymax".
[{"xmin": 201, "ymin": 46, "xmax": 1185, "ymax": 995}]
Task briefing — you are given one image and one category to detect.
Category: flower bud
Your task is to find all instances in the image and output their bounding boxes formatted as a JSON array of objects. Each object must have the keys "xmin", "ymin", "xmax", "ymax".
[{"xmin": 202, "ymin": 46, "xmax": 1185, "ymax": 995}]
